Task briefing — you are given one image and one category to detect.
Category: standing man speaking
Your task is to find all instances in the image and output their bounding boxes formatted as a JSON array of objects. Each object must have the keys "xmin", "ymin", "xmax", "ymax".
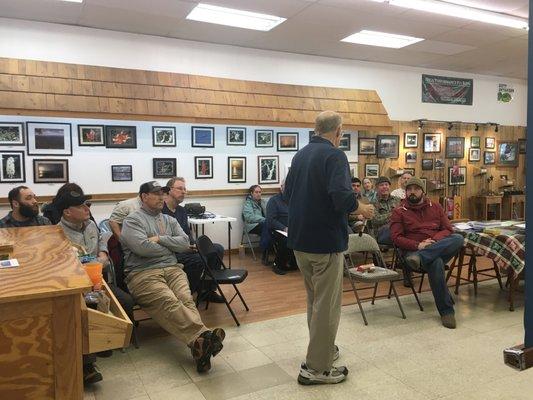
[{"xmin": 284, "ymin": 111, "xmax": 375, "ymax": 385}]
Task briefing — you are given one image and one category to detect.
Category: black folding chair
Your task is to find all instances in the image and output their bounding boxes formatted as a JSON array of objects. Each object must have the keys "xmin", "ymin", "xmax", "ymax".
[
  {"xmin": 196, "ymin": 235, "xmax": 250, "ymax": 326},
  {"xmin": 388, "ymin": 245, "xmax": 425, "ymax": 311}
]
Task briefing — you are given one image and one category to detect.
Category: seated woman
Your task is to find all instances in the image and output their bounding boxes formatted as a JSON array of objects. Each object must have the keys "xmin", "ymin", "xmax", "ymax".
[
  {"xmin": 242, "ymin": 185, "xmax": 270, "ymax": 262},
  {"xmin": 362, "ymin": 178, "xmax": 377, "ymax": 203}
]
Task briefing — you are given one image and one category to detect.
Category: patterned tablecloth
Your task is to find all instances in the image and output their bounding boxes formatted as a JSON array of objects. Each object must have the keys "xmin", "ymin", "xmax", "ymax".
[{"xmin": 461, "ymin": 231, "xmax": 525, "ymax": 276}]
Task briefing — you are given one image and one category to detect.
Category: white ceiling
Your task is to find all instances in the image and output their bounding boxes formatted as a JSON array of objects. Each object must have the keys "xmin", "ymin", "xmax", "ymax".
[{"xmin": 0, "ymin": 0, "xmax": 528, "ymax": 79}]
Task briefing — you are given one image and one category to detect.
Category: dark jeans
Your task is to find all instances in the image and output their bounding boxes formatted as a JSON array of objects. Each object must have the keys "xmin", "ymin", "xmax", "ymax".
[
  {"xmin": 406, "ymin": 234, "xmax": 464, "ymax": 316},
  {"xmin": 376, "ymin": 225, "xmax": 393, "ymax": 246},
  {"xmin": 272, "ymin": 230, "xmax": 297, "ymax": 270},
  {"xmin": 177, "ymin": 243, "xmax": 224, "ymax": 293},
  {"xmin": 249, "ymin": 222, "xmax": 271, "ymax": 251}
]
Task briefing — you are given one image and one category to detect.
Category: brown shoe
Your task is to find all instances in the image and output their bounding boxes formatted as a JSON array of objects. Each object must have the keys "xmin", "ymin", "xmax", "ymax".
[
  {"xmin": 441, "ymin": 314, "xmax": 456, "ymax": 329},
  {"xmin": 191, "ymin": 332, "xmax": 214, "ymax": 373}
]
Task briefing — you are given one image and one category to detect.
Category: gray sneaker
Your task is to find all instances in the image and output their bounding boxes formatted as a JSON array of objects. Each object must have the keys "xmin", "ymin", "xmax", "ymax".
[
  {"xmin": 405, "ymin": 254, "xmax": 422, "ymax": 272},
  {"xmin": 298, "ymin": 363, "xmax": 348, "ymax": 385}
]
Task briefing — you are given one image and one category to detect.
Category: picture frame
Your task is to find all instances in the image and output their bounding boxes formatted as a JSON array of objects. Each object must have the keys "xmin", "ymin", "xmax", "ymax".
[
  {"xmin": 27, "ymin": 122, "xmax": 72, "ymax": 156},
  {"xmin": 468, "ymin": 148, "xmax": 481, "ymax": 162},
  {"xmin": 228, "ymin": 157, "xmax": 246, "ymax": 183},
  {"xmin": 349, "ymin": 162, "xmax": 358, "ymax": 178},
  {"xmin": 191, "ymin": 126, "xmax": 215, "ymax": 148},
  {"xmin": 448, "ymin": 166, "xmax": 467, "ymax": 186},
  {"xmin": 496, "ymin": 141, "xmax": 518, "ymax": 167},
  {"xmin": 105, "ymin": 125, "xmax": 137, "ymax": 149},
  {"xmin": 423, "ymin": 133, "xmax": 441, "ymax": 153},
  {"xmin": 484, "ymin": 151, "xmax": 495, "ymax": 165},
  {"xmin": 227, "ymin": 127, "xmax": 246, "ymax": 146},
  {"xmin": 518, "ymin": 138, "xmax": 526, "ymax": 154},
  {"xmin": 255, "ymin": 129, "xmax": 274, "ymax": 147},
  {"xmin": 377, "ymin": 135, "xmax": 399, "ymax": 159},
  {"xmin": 470, "ymin": 136, "xmax": 480, "ymax": 148},
  {"xmin": 0, "ymin": 151, "xmax": 25, "ymax": 183},
  {"xmin": 152, "ymin": 126, "xmax": 176, "ymax": 147},
  {"xmin": 338, "ymin": 133, "xmax": 351, "ymax": 151},
  {"xmin": 445, "ymin": 137, "xmax": 465, "ymax": 159},
  {"xmin": 277, "ymin": 132, "xmax": 299, "ymax": 151},
  {"xmin": 153, "ymin": 158, "xmax": 177, "ymax": 179},
  {"xmin": 404, "ymin": 132, "xmax": 418, "ymax": 148},
  {"xmin": 33, "ymin": 159, "xmax": 69, "ymax": 184},
  {"xmin": 485, "ymin": 137, "xmax": 495, "ymax": 149},
  {"xmin": 111, "ymin": 165, "xmax": 133, "ymax": 182},
  {"xmin": 358, "ymin": 138, "xmax": 377, "ymax": 155},
  {"xmin": 78, "ymin": 125, "xmax": 105, "ymax": 146},
  {"xmin": 421, "ymin": 159, "xmax": 434, "ymax": 171},
  {"xmin": 258, "ymin": 155, "xmax": 279, "ymax": 184},
  {"xmin": 405, "ymin": 151, "xmax": 417, "ymax": 164},
  {"xmin": 0, "ymin": 123, "xmax": 24, "ymax": 146},
  {"xmin": 365, "ymin": 163, "xmax": 379, "ymax": 178},
  {"xmin": 435, "ymin": 158, "xmax": 444, "ymax": 169},
  {"xmin": 195, "ymin": 156, "xmax": 213, "ymax": 179}
]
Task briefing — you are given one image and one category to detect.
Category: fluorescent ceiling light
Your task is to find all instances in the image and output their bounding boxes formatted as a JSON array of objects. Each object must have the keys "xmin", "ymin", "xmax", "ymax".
[
  {"xmin": 186, "ymin": 3, "xmax": 286, "ymax": 31},
  {"xmin": 60, "ymin": 0, "xmax": 83, "ymax": 3},
  {"xmin": 341, "ymin": 30, "xmax": 424, "ymax": 48},
  {"xmin": 371, "ymin": 0, "xmax": 528, "ymax": 30}
]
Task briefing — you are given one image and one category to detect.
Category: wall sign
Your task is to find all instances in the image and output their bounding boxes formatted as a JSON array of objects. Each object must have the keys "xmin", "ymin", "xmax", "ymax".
[
  {"xmin": 422, "ymin": 74, "xmax": 473, "ymax": 105},
  {"xmin": 498, "ymin": 83, "xmax": 514, "ymax": 103}
]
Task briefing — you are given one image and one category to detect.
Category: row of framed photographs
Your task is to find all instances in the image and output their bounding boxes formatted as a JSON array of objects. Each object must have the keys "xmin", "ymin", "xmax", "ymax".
[{"xmin": 0, "ymin": 152, "xmax": 69, "ymax": 184}]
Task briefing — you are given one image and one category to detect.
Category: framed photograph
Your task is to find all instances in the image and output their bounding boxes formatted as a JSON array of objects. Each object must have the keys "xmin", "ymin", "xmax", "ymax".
[
  {"xmin": 403, "ymin": 167, "xmax": 415, "ymax": 176},
  {"xmin": 195, "ymin": 156, "xmax": 213, "ymax": 179},
  {"xmin": 470, "ymin": 136, "xmax": 480, "ymax": 148},
  {"xmin": 255, "ymin": 129, "xmax": 273, "ymax": 147},
  {"xmin": 277, "ymin": 132, "xmax": 299, "ymax": 151},
  {"xmin": 152, "ymin": 126, "xmax": 176, "ymax": 147},
  {"xmin": 484, "ymin": 151, "xmax": 495, "ymax": 165},
  {"xmin": 0, "ymin": 123, "xmax": 24, "ymax": 146},
  {"xmin": 78, "ymin": 125, "xmax": 104, "ymax": 146},
  {"xmin": 485, "ymin": 137, "xmax": 495, "ymax": 149},
  {"xmin": 0, "ymin": 151, "xmax": 25, "ymax": 183},
  {"xmin": 33, "ymin": 159, "xmax": 68, "ymax": 184},
  {"xmin": 377, "ymin": 135, "xmax": 399, "ymax": 158},
  {"xmin": 421, "ymin": 159, "xmax": 434, "ymax": 171},
  {"xmin": 111, "ymin": 165, "xmax": 133, "ymax": 182},
  {"xmin": 105, "ymin": 126, "xmax": 137, "ymax": 148},
  {"xmin": 404, "ymin": 132, "xmax": 418, "ymax": 148},
  {"xmin": 445, "ymin": 137, "xmax": 465, "ymax": 159},
  {"xmin": 365, "ymin": 163, "xmax": 379, "ymax": 178},
  {"xmin": 258, "ymin": 155, "xmax": 279, "ymax": 184},
  {"xmin": 27, "ymin": 122, "xmax": 72, "ymax": 156},
  {"xmin": 469, "ymin": 148, "xmax": 481, "ymax": 162},
  {"xmin": 349, "ymin": 162, "xmax": 358, "ymax": 178},
  {"xmin": 405, "ymin": 151, "xmax": 417, "ymax": 164},
  {"xmin": 228, "ymin": 157, "xmax": 246, "ymax": 183},
  {"xmin": 227, "ymin": 127, "xmax": 246, "ymax": 146},
  {"xmin": 435, "ymin": 158, "xmax": 444, "ymax": 169},
  {"xmin": 448, "ymin": 166, "xmax": 466, "ymax": 186},
  {"xmin": 338, "ymin": 133, "xmax": 351, "ymax": 151},
  {"xmin": 423, "ymin": 133, "xmax": 441, "ymax": 153},
  {"xmin": 518, "ymin": 139, "xmax": 526, "ymax": 154},
  {"xmin": 153, "ymin": 158, "xmax": 177, "ymax": 179},
  {"xmin": 358, "ymin": 138, "xmax": 377, "ymax": 155},
  {"xmin": 497, "ymin": 141, "xmax": 518, "ymax": 166},
  {"xmin": 191, "ymin": 126, "xmax": 215, "ymax": 148}
]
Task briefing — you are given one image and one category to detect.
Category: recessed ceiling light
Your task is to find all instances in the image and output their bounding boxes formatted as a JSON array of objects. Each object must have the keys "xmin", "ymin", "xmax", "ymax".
[
  {"xmin": 186, "ymin": 3, "xmax": 286, "ymax": 31},
  {"xmin": 341, "ymin": 30, "xmax": 424, "ymax": 48},
  {"xmin": 371, "ymin": 0, "xmax": 528, "ymax": 30}
]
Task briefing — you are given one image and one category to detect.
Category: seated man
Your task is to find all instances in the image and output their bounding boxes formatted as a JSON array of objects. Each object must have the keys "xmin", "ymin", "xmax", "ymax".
[
  {"xmin": 120, "ymin": 181, "xmax": 225, "ymax": 372},
  {"xmin": 163, "ymin": 177, "xmax": 224, "ymax": 303},
  {"xmin": 266, "ymin": 182, "xmax": 296, "ymax": 275},
  {"xmin": 390, "ymin": 177, "xmax": 464, "ymax": 329},
  {"xmin": 390, "ymin": 171, "xmax": 413, "ymax": 199},
  {"xmin": 108, "ymin": 195, "xmax": 142, "ymax": 238},
  {"xmin": 0, "ymin": 185, "xmax": 50, "ymax": 227},
  {"xmin": 351, "ymin": 177, "xmax": 362, "ymax": 199},
  {"xmin": 370, "ymin": 176, "xmax": 400, "ymax": 245}
]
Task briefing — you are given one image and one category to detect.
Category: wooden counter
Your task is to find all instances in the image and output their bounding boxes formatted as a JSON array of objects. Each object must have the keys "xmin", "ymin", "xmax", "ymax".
[{"xmin": 0, "ymin": 226, "xmax": 92, "ymax": 400}]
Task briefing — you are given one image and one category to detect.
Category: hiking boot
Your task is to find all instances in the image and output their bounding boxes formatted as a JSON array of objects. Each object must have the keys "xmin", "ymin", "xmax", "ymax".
[
  {"xmin": 405, "ymin": 254, "xmax": 422, "ymax": 272},
  {"xmin": 333, "ymin": 345, "xmax": 340, "ymax": 361},
  {"xmin": 441, "ymin": 314, "xmax": 457, "ymax": 329},
  {"xmin": 191, "ymin": 331, "xmax": 214, "ymax": 373},
  {"xmin": 198, "ymin": 291, "xmax": 225, "ymax": 304},
  {"xmin": 297, "ymin": 363, "xmax": 348, "ymax": 385},
  {"xmin": 211, "ymin": 328, "xmax": 225, "ymax": 357},
  {"xmin": 83, "ymin": 363, "xmax": 103, "ymax": 385}
]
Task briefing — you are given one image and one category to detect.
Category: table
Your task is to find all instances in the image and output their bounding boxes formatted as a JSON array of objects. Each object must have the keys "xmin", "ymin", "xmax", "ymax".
[
  {"xmin": 189, "ymin": 216, "xmax": 237, "ymax": 266},
  {"xmin": 502, "ymin": 194, "xmax": 526, "ymax": 220},
  {"xmin": 0, "ymin": 226, "xmax": 92, "ymax": 400},
  {"xmin": 472, "ymin": 195, "xmax": 503, "ymax": 220}
]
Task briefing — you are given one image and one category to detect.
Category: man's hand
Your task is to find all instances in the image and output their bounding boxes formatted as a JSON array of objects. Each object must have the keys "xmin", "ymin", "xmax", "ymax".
[
  {"xmin": 357, "ymin": 203, "xmax": 375, "ymax": 219},
  {"xmin": 356, "ymin": 214, "xmax": 365, "ymax": 221},
  {"xmin": 148, "ymin": 236, "xmax": 160, "ymax": 243},
  {"xmin": 97, "ymin": 251, "xmax": 109, "ymax": 266},
  {"xmin": 417, "ymin": 238, "xmax": 435, "ymax": 250}
]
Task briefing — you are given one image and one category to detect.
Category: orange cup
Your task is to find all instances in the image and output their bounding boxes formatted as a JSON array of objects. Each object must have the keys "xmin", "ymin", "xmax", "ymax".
[{"xmin": 84, "ymin": 261, "xmax": 103, "ymax": 286}]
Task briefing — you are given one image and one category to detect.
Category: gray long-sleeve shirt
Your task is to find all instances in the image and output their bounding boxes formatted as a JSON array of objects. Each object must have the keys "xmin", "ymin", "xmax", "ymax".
[
  {"xmin": 59, "ymin": 217, "xmax": 110, "ymax": 258},
  {"xmin": 120, "ymin": 206, "xmax": 191, "ymax": 273}
]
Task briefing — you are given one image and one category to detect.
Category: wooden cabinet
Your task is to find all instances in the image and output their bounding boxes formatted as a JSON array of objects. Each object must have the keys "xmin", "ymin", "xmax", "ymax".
[
  {"xmin": 502, "ymin": 194, "xmax": 525, "ymax": 220},
  {"xmin": 472, "ymin": 195, "xmax": 503, "ymax": 221}
]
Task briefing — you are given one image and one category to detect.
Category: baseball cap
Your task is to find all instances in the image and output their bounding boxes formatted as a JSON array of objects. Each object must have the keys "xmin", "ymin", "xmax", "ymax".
[
  {"xmin": 405, "ymin": 177, "xmax": 425, "ymax": 193},
  {"xmin": 56, "ymin": 191, "xmax": 91, "ymax": 212},
  {"xmin": 376, "ymin": 176, "xmax": 391, "ymax": 185},
  {"xmin": 139, "ymin": 181, "xmax": 170, "ymax": 195}
]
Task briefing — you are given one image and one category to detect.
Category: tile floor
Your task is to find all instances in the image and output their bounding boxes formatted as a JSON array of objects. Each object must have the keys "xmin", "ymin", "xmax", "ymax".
[{"xmin": 84, "ymin": 281, "xmax": 531, "ymax": 400}]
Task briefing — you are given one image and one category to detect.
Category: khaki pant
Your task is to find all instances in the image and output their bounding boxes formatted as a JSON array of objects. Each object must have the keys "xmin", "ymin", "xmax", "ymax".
[
  {"xmin": 126, "ymin": 266, "xmax": 208, "ymax": 345},
  {"xmin": 294, "ymin": 251, "xmax": 344, "ymax": 372}
]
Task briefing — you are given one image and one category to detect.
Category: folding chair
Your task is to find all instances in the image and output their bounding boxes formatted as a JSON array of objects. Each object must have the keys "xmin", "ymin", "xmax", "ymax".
[
  {"xmin": 196, "ymin": 235, "xmax": 250, "ymax": 326},
  {"xmin": 240, "ymin": 223, "xmax": 261, "ymax": 261},
  {"xmin": 343, "ymin": 233, "xmax": 406, "ymax": 325},
  {"xmin": 389, "ymin": 245, "xmax": 425, "ymax": 311}
]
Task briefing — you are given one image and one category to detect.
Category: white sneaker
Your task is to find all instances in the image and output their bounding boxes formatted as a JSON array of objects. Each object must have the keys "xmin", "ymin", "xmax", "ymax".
[
  {"xmin": 333, "ymin": 345, "xmax": 340, "ymax": 361},
  {"xmin": 297, "ymin": 363, "xmax": 348, "ymax": 385}
]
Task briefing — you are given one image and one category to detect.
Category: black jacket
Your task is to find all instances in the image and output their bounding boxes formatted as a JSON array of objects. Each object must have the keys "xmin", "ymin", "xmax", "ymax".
[
  {"xmin": 284, "ymin": 136, "xmax": 358, "ymax": 253},
  {"xmin": 266, "ymin": 192, "xmax": 288, "ymax": 232}
]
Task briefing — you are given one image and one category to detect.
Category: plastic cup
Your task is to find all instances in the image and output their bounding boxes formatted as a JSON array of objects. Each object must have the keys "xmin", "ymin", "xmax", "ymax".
[{"xmin": 84, "ymin": 261, "xmax": 103, "ymax": 286}]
